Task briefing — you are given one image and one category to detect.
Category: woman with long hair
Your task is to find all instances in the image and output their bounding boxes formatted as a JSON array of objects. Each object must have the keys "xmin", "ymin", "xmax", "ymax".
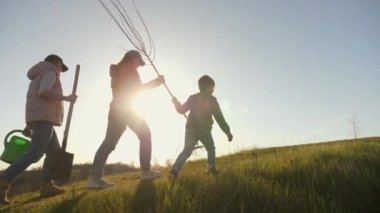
[{"xmin": 88, "ymin": 50, "xmax": 164, "ymax": 189}]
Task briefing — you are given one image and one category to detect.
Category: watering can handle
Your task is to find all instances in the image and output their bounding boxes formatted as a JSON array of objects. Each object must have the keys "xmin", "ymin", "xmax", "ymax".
[{"xmin": 4, "ymin": 130, "xmax": 24, "ymax": 147}]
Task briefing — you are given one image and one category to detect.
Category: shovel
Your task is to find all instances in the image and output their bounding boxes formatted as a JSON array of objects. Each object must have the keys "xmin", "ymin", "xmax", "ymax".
[{"xmin": 50, "ymin": 64, "xmax": 80, "ymax": 182}]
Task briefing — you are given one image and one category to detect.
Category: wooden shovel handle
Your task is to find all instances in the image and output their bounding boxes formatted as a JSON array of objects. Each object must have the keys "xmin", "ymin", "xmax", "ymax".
[{"xmin": 62, "ymin": 65, "xmax": 80, "ymax": 151}]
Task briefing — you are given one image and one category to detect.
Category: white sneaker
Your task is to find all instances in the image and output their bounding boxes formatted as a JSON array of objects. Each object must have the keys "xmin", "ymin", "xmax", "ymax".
[
  {"xmin": 87, "ymin": 176, "xmax": 114, "ymax": 189},
  {"xmin": 141, "ymin": 170, "xmax": 161, "ymax": 181}
]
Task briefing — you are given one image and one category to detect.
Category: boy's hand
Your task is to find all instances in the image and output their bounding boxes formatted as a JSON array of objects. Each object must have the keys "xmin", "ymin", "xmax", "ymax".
[
  {"xmin": 227, "ymin": 133, "xmax": 233, "ymax": 142},
  {"xmin": 172, "ymin": 97, "xmax": 180, "ymax": 105}
]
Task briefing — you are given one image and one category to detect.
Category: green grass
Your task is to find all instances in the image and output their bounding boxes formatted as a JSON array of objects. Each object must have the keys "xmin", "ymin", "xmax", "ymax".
[{"xmin": 1, "ymin": 137, "xmax": 379, "ymax": 213}]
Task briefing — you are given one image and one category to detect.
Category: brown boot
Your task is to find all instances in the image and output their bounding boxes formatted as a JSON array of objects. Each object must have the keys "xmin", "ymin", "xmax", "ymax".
[
  {"xmin": 40, "ymin": 181, "xmax": 65, "ymax": 198},
  {"xmin": 0, "ymin": 179, "xmax": 10, "ymax": 205}
]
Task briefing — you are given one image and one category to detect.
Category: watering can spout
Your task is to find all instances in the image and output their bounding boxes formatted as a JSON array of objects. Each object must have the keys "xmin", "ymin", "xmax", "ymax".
[{"xmin": 0, "ymin": 130, "xmax": 31, "ymax": 164}]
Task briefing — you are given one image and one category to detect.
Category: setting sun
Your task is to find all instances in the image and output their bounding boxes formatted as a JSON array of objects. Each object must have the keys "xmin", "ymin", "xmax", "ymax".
[{"xmin": 132, "ymin": 88, "xmax": 190, "ymax": 162}]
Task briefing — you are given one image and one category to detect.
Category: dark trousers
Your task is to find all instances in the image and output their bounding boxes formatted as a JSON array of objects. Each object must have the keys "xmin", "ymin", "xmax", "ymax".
[
  {"xmin": 92, "ymin": 109, "xmax": 152, "ymax": 176},
  {"xmin": 172, "ymin": 129, "xmax": 216, "ymax": 173},
  {"xmin": 1, "ymin": 121, "xmax": 61, "ymax": 183}
]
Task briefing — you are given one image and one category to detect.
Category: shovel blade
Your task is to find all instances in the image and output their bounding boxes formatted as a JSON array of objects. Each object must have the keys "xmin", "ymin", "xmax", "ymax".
[{"xmin": 50, "ymin": 150, "xmax": 74, "ymax": 182}]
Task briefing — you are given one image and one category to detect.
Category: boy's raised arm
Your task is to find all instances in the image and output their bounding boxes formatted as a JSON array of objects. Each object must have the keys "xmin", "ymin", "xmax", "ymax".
[{"xmin": 172, "ymin": 97, "xmax": 190, "ymax": 114}]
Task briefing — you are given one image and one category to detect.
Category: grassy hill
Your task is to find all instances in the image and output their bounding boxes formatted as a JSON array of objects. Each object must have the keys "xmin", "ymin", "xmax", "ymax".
[
  {"xmin": 1, "ymin": 163, "xmax": 139, "ymax": 196},
  {"xmin": 1, "ymin": 137, "xmax": 379, "ymax": 213}
]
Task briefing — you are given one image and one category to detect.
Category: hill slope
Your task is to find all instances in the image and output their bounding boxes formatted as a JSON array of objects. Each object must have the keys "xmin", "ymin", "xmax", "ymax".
[{"xmin": 1, "ymin": 137, "xmax": 379, "ymax": 213}]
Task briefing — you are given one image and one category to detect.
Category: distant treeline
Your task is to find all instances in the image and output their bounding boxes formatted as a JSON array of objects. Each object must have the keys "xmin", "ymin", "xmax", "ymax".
[{"xmin": 0, "ymin": 163, "xmax": 139, "ymax": 195}]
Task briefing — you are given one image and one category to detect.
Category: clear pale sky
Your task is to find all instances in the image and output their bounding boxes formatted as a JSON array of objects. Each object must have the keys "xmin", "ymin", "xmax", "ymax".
[{"xmin": 0, "ymin": 0, "xmax": 379, "ymax": 170}]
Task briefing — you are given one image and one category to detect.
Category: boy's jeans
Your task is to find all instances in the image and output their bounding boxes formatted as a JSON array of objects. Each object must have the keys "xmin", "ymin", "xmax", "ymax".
[
  {"xmin": 92, "ymin": 109, "xmax": 152, "ymax": 177},
  {"xmin": 172, "ymin": 129, "xmax": 216, "ymax": 173},
  {"xmin": 1, "ymin": 121, "xmax": 61, "ymax": 183}
]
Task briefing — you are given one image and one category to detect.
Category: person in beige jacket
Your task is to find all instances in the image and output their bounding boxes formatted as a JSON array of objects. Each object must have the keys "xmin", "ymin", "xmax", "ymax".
[{"xmin": 0, "ymin": 54, "xmax": 77, "ymax": 204}]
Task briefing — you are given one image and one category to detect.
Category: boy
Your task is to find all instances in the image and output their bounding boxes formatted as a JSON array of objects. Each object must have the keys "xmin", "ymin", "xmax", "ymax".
[{"xmin": 170, "ymin": 75, "xmax": 233, "ymax": 179}]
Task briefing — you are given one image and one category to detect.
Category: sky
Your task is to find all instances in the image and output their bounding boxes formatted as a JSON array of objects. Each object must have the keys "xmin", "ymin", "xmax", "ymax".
[{"xmin": 0, "ymin": 0, "xmax": 379, "ymax": 170}]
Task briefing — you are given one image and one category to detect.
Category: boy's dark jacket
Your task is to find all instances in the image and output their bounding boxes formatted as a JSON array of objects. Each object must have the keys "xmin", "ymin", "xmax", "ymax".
[{"xmin": 175, "ymin": 93, "xmax": 230, "ymax": 134}]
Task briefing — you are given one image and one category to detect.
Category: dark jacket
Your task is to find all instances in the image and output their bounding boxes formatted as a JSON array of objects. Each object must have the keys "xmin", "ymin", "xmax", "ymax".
[{"xmin": 175, "ymin": 92, "xmax": 231, "ymax": 134}]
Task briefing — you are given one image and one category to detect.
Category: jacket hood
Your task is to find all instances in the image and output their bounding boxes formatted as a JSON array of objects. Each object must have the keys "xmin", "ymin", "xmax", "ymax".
[
  {"xmin": 110, "ymin": 64, "xmax": 118, "ymax": 79},
  {"xmin": 27, "ymin": 61, "xmax": 57, "ymax": 80}
]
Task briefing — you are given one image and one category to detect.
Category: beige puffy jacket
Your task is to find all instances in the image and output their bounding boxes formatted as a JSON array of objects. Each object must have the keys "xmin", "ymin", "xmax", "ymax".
[{"xmin": 25, "ymin": 61, "xmax": 64, "ymax": 126}]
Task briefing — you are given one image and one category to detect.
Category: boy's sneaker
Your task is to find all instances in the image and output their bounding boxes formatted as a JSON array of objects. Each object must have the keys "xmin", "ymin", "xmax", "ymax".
[
  {"xmin": 141, "ymin": 170, "xmax": 161, "ymax": 181},
  {"xmin": 87, "ymin": 176, "xmax": 114, "ymax": 189},
  {"xmin": 168, "ymin": 170, "xmax": 178, "ymax": 181},
  {"xmin": 208, "ymin": 167, "xmax": 219, "ymax": 175},
  {"xmin": 40, "ymin": 181, "xmax": 65, "ymax": 198}
]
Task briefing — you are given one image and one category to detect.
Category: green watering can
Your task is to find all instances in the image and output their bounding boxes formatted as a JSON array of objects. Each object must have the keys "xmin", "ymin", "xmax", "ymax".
[{"xmin": 0, "ymin": 130, "xmax": 31, "ymax": 164}]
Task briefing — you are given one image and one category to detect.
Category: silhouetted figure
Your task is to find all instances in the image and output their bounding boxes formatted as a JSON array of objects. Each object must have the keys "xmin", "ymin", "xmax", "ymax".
[
  {"xmin": 88, "ymin": 50, "xmax": 165, "ymax": 189},
  {"xmin": 0, "ymin": 55, "xmax": 77, "ymax": 204},
  {"xmin": 170, "ymin": 75, "xmax": 233, "ymax": 180}
]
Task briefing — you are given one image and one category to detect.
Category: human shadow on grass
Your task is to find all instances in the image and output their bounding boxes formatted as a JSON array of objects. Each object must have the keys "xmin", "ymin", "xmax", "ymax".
[
  {"xmin": 0, "ymin": 195, "xmax": 42, "ymax": 212},
  {"xmin": 1, "ymin": 189, "xmax": 88, "ymax": 212},
  {"xmin": 47, "ymin": 192, "xmax": 89, "ymax": 213},
  {"xmin": 129, "ymin": 180, "xmax": 157, "ymax": 213}
]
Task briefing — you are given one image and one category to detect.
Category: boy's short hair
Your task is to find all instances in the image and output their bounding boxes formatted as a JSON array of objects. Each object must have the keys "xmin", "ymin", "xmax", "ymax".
[{"xmin": 198, "ymin": 75, "xmax": 215, "ymax": 91}]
